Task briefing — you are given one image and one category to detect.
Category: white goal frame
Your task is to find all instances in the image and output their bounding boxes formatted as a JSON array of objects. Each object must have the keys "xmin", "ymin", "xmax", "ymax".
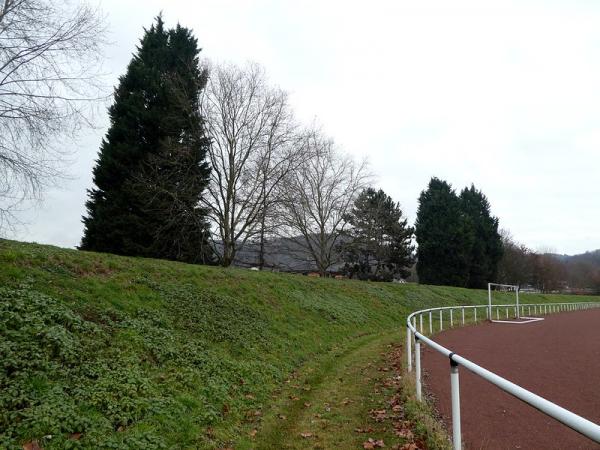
[{"xmin": 488, "ymin": 282, "xmax": 544, "ymax": 324}]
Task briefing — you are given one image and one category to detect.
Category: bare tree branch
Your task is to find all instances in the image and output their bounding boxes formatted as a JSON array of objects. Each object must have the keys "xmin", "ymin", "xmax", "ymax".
[
  {"xmin": 0, "ymin": 0, "xmax": 107, "ymax": 234},
  {"xmin": 200, "ymin": 61, "xmax": 304, "ymax": 267},
  {"xmin": 276, "ymin": 129, "xmax": 370, "ymax": 275}
]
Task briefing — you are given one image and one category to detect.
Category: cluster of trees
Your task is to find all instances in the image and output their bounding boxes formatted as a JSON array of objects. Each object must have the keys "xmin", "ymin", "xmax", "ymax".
[
  {"xmin": 497, "ymin": 232, "xmax": 600, "ymax": 293},
  {"xmin": 79, "ymin": 16, "xmax": 417, "ymax": 279},
  {"xmin": 198, "ymin": 64, "xmax": 371, "ymax": 272},
  {"xmin": 7, "ymin": 4, "xmax": 594, "ymax": 291},
  {"xmin": 415, "ymin": 178, "xmax": 503, "ymax": 289}
]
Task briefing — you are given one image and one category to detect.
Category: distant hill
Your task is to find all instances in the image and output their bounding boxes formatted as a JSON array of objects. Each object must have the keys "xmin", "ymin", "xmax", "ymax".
[
  {"xmin": 218, "ymin": 235, "xmax": 346, "ymax": 272},
  {"xmin": 566, "ymin": 249, "xmax": 600, "ymax": 265},
  {"xmin": 549, "ymin": 250, "xmax": 600, "ymax": 291},
  {"xmin": 553, "ymin": 249, "xmax": 600, "ymax": 263}
]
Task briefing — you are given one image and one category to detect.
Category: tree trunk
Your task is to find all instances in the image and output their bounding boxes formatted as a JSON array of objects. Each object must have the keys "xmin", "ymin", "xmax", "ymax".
[{"xmin": 258, "ymin": 195, "xmax": 267, "ymax": 270}]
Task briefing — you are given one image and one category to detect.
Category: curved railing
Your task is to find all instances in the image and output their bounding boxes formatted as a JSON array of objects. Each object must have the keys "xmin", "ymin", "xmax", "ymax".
[{"xmin": 406, "ymin": 301, "xmax": 600, "ymax": 449}]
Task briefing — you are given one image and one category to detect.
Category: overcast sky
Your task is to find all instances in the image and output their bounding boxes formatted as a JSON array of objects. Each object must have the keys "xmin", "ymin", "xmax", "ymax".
[{"xmin": 12, "ymin": 0, "xmax": 600, "ymax": 255}]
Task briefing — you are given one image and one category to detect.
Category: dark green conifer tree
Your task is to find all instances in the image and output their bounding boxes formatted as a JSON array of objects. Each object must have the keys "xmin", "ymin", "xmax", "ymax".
[
  {"xmin": 80, "ymin": 17, "xmax": 213, "ymax": 263},
  {"xmin": 415, "ymin": 178, "xmax": 473, "ymax": 286},
  {"xmin": 341, "ymin": 188, "xmax": 415, "ymax": 281},
  {"xmin": 460, "ymin": 185, "xmax": 503, "ymax": 288}
]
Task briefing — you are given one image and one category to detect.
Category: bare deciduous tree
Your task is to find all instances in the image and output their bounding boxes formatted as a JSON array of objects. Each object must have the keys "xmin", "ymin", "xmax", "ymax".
[
  {"xmin": 201, "ymin": 62, "xmax": 302, "ymax": 267},
  {"xmin": 0, "ymin": 0, "xmax": 106, "ymax": 233},
  {"xmin": 277, "ymin": 130, "xmax": 370, "ymax": 276}
]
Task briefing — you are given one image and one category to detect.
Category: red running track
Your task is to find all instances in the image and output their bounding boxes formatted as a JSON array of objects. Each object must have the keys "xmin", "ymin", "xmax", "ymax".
[{"xmin": 421, "ymin": 308, "xmax": 600, "ymax": 449}]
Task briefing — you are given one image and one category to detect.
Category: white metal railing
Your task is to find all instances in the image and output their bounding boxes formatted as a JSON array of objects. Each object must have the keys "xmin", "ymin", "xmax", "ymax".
[{"xmin": 406, "ymin": 301, "xmax": 600, "ymax": 449}]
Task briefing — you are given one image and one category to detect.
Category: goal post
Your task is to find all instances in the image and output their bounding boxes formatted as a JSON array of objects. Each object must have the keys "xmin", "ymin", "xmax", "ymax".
[{"xmin": 488, "ymin": 283, "xmax": 520, "ymax": 320}]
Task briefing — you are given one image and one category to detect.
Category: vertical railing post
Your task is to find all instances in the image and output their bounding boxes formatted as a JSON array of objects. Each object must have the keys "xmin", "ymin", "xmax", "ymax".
[
  {"xmin": 450, "ymin": 308, "xmax": 454, "ymax": 327},
  {"xmin": 420, "ymin": 314, "xmax": 423, "ymax": 334},
  {"xmin": 429, "ymin": 311, "xmax": 433, "ymax": 335},
  {"xmin": 440, "ymin": 310, "xmax": 443, "ymax": 331},
  {"xmin": 406, "ymin": 325, "xmax": 412, "ymax": 372},
  {"xmin": 462, "ymin": 307, "xmax": 465, "ymax": 325},
  {"xmin": 474, "ymin": 306, "xmax": 477, "ymax": 322},
  {"xmin": 488, "ymin": 282, "xmax": 492, "ymax": 322},
  {"xmin": 415, "ymin": 337, "xmax": 422, "ymax": 402},
  {"xmin": 450, "ymin": 359, "xmax": 462, "ymax": 450}
]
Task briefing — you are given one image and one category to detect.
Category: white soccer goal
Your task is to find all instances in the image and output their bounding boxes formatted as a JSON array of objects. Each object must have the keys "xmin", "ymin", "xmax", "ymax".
[{"xmin": 487, "ymin": 282, "xmax": 544, "ymax": 324}]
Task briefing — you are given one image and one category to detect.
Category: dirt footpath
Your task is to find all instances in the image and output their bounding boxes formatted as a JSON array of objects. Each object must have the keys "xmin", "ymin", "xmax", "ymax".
[{"xmin": 421, "ymin": 308, "xmax": 600, "ymax": 449}]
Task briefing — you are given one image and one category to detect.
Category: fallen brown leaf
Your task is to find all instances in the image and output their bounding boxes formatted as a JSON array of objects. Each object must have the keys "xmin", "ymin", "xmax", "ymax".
[
  {"xmin": 395, "ymin": 428, "xmax": 414, "ymax": 439},
  {"xmin": 22, "ymin": 441, "xmax": 42, "ymax": 450},
  {"xmin": 400, "ymin": 444, "xmax": 419, "ymax": 450}
]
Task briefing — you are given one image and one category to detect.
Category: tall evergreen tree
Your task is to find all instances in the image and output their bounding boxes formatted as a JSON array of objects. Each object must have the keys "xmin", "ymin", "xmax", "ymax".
[
  {"xmin": 80, "ymin": 17, "xmax": 213, "ymax": 263},
  {"xmin": 341, "ymin": 188, "xmax": 415, "ymax": 281},
  {"xmin": 460, "ymin": 185, "xmax": 503, "ymax": 288},
  {"xmin": 415, "ymin": 178, "xmax": 473, "ymax": 286}
]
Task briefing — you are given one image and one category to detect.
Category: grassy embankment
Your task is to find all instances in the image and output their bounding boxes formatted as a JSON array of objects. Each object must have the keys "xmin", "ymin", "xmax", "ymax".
[{"xmin": 1, "ymin": 239, "xmax": 596, "ymax": 449}]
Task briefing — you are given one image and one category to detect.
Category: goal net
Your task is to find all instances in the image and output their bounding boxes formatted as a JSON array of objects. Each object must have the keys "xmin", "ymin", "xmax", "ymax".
[
  {"xmin": 488, "ymin": 283, "xmax": 520, "ymax": 321},
  {"xmin": 487, "ymin": 283, "xmax": 544, "ymax": 323}
]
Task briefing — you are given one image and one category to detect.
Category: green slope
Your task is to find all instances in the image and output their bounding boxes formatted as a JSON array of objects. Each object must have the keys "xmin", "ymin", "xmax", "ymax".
[{"xmin": 0, "ymin": 239, "xmax": 596, "ymax": 449}]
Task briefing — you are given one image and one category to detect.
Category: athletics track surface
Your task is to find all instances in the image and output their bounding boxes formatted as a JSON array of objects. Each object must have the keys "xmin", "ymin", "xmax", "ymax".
[{"xmin": 421, "ymin": 308, "xmax": 600, "ymax": 449}]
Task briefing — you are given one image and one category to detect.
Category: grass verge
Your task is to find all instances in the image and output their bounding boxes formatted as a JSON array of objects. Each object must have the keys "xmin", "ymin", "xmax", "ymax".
[{"xmin": 1, "ymin": 239, "xmax": 597, "ymax": 449}]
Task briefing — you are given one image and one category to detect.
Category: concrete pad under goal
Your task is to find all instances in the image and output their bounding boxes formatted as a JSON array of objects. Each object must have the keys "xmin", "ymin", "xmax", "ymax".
[{"xmin": 490, "ymin": 316, "xmax": 545, "ymax": 324}]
